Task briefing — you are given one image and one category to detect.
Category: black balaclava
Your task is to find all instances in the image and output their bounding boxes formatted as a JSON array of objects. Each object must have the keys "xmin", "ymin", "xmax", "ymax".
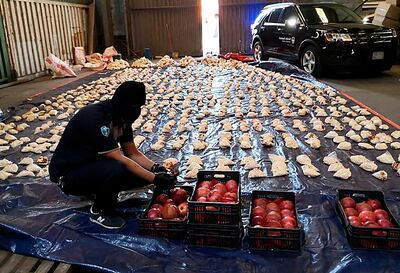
[{"xmin": 111, "ymin": 81, "xmax": 146, "ymax": 125}]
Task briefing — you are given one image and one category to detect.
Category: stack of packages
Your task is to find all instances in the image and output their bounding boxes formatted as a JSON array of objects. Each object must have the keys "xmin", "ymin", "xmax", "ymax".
[
  {"xmin": 373, "ymin": 0, "xmax": 400, "ymax": 29},
  {"xmin": 187, "ymin": 171, "xmax": 243, "ymax": 249},
  {"xmin": 74, "ymin": 46, "xmax": 127, "ymax": 71}
]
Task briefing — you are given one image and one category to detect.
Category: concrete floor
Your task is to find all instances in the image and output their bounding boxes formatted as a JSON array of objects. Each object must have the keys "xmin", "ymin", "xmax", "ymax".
[
  {"xmin": 0, "ymin": 65, "xmax": 399, "ymax": 125},
  {"xmin": 0, "ymin": 69, "xmax": 97, "ymax": 110},
  {"xmin": 320, "ymin": 65, "xmax": 400, "ymax": 125}
]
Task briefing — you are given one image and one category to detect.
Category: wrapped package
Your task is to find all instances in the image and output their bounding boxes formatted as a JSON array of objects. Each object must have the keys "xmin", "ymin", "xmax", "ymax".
[
  {"xmin": 45, "ymin": 54, "xmax": 76, "ymax": 78},
  {"xmin": 73, "ymin": 47, "xmax": 86, "ymax": 65}
]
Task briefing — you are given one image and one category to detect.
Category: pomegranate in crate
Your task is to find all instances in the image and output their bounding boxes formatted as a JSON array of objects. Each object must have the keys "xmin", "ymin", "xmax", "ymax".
[
  {"xmin": 146, "ymin": 187, "xmax": 190, "ymax": 221},
  {"xmin": 339, "ymin": 196, "xmax": 394, "ymax": 228},
  {"xmin": 139, "ymin": 186, "xmax": 193, "ymax": 239},
  {"xmin": 337, "ymin": 189, "xmax": 400, "ymax": 250},
  {"xmin": 195, "ymin": 179, "xmax": 238, "ymax": 203},
  {"xmin": 189, "ymin": 171, "xmax": 241, "ymax": 225},
  {"xmin": 248, "ymin": 191, "xmax": 302, "ymax": 252},
  {"xmin": 250, "ymin": 198, "xmax": 298, "ymax": 229}
]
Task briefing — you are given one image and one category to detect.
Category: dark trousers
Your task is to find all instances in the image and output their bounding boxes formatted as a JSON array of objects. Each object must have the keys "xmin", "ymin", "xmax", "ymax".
[{"xmin": 62, "ymin": 158, "xmax": 148, "ymax": 211}]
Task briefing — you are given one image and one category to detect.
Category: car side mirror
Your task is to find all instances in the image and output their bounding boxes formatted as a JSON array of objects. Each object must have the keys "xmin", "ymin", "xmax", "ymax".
[{"xmin": 285, "ymin": 18, "xmax": 299, "ymax": 29}]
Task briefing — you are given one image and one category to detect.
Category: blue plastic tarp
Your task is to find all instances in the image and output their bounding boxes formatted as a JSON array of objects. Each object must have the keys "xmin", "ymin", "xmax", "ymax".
[{"xmin": 0, "ymin": 60, "xmax": 399, "ymax": 273}]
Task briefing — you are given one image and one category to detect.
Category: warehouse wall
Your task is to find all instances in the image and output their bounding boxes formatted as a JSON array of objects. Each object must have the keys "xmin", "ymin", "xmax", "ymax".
[
  {"xmin": 219, "ymin": 0, "xmax": 281, "ymax": 54},
  {"xmin": 126, "ymin": 0, "xmax": 202, "ymax": 58},
  {"xmin": 49, "ymin": 0, "xmax": 93, "ymax": 4},
  {"xmin": 94, "ymin": 0, "xmax": 127, "ymax": 56},
  {"xmin": 95, "ymin": 0, "xmax": 111, "ymax": 52},
  {"xmin": 111, "ymin": 0, "xmax": 127, "ymax": 56},
  {"xmin": 0, "ymin": 0, "xmax": 90, "ymax": 81}
]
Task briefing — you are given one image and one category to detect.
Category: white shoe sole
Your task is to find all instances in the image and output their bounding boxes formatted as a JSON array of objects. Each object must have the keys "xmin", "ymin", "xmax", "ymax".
[{"xmin": 89, "ymin": 217, "xmax": 125, "ymax": 230}]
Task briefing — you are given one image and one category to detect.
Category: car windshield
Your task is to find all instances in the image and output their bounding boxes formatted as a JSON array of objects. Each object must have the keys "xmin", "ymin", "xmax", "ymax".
[{"xmin": 299, "ymin": 4, "xmax": 362, "ymax": 24}]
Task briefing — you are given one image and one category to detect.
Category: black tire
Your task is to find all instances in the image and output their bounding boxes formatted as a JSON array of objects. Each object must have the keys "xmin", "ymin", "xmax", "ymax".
[
  {"xmin": 253, "ymin": 41, "xmax": 269, "ymax": 62},
  {"xmin": 300, "ymin": 45, "xmax": 322, "ymax": 77}
]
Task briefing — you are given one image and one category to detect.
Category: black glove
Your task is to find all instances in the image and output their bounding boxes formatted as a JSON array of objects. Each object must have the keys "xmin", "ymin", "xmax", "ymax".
[
  {"xmin": 153, "ymin": 172, "xmax": 176, "ymax": 189},
  {"xmin": 151, "ymin": 163, "xmax": 167, "ymax": 173}
]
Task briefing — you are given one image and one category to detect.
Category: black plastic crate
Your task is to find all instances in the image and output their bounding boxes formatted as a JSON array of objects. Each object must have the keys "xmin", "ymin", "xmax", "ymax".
[
  {"xmin": 188, "ymin": 222, "xmax": 242, "ymax": 236},
  {"xmin": 138, "ymin": 186, "xmax": 193, "ymax": 240},
  {"xmin": 187, "ymin": 222, "xmax": 243, "ymax": 249},
  {"xmin": 337, "ymin": 189, "xmax": 400, "ymax": 250},
  {"xmin": 247, "ymin": 190, "xmax": 303, "ymax": 252},
  {"xmin": 346, "ymin": 232, "xmax": 400, "ymax": 250},
  {"xmin": 188, "ymin": 171, "xmax": 241, "ymax": 225},
  {"xmin": 140, "ymin": 227, "xmax": 187, "ymax": 239}
]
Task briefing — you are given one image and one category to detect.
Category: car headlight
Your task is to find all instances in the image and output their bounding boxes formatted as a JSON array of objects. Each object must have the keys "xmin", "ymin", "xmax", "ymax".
[
  {"xmin": 324, "ymin": 33, "xmax": 352, "ymax": 42},
  {"xmin": 393, "ymin": 29, "xmax": 398, "ymax": 38}
]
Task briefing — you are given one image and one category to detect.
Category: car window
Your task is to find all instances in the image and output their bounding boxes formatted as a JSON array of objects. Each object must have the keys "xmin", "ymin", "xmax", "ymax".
[
  {"xmin": 254, "ymin": 8, "xmax": 271, "ymax": 26},
  {"xmin": 279, "ymin": 6, "xmax": 300, "ymax": 24},
  {"xmin": 299, "ymin": 4, "xmax": 362, "ymax": 24},
  {"xmin": 268, "ymin": 8, "xmax": 283, "ymax": 23}
]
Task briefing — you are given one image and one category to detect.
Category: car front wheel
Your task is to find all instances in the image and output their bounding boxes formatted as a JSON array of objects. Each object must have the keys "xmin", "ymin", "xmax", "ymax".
[
  {"xmin": 253, "ymin": 41, "xmax": 268, "ymax": 62},
  {"xmin": 301, "ymin": 45, "xmax": 322, "ymax": 76}
]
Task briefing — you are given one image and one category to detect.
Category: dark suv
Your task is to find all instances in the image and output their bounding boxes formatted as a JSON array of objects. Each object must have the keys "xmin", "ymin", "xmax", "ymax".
[{"xmin": 251, "ymin": 3, "xmax": 398, "ymax": 76}]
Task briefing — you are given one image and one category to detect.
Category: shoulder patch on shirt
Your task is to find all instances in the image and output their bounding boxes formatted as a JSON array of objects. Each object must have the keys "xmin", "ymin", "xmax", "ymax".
[{"xmin": 100, "ymin": 126, "xmax": 110, "ymax": 137}]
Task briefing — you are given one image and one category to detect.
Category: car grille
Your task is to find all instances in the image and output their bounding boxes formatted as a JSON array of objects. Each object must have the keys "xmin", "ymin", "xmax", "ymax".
[{"xmin": 351, "ymin": 31, "xmax": 393, "ymax": 45}]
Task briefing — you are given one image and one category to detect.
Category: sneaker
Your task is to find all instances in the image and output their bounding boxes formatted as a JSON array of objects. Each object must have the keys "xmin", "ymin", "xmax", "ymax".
[{"xmin": 89, "ymin": 212, "xmax": 126, "ymax": 229}]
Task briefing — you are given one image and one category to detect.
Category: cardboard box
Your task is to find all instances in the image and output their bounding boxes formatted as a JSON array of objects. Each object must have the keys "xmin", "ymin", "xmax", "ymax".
[
  {"xmin": 376, "ymin": 2, "xmax": 400, "ymax": 20},
  {"xmin": 386, "ymin": 0, "xmax": 400, "ymax": 7},
  {"xmin": 373, "ymin": 14, "xmax": 400, "ymax": 28}
]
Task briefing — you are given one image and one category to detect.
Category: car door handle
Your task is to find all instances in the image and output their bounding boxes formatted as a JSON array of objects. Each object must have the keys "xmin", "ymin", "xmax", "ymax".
[{"xmin": 277, "ymin": 27, "xmax": 283, "ymax": 31}]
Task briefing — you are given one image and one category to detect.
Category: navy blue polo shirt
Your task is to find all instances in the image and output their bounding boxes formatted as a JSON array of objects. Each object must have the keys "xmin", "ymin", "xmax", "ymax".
[{"xmin": 49, "ymin": 100, "xmax": 133, "ymax": 182}]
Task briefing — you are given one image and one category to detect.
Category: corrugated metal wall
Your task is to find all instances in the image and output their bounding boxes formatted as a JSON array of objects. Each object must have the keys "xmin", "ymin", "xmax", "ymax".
[
  {"xmin": 0, "ymin": 14, "xmax": 11, "ymax": 83},
  {"xmin": 50, "ymin": 0, "xmax": 92, "ymax": 4},
  {"xmin": 0, "ymin": 0, "xmax": 89, "ymax": 81},
  {"xmin": 126, "ymin": 0, "xmax": 202, "ymax": 58},
  {"xmin": 219, "ymin": 0, "xmax": 280, "ymax": 54}
]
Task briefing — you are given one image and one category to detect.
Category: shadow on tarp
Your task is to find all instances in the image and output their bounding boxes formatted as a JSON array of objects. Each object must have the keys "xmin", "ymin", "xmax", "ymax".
[
  {"xmin": 1, "ymin": 180, "xmax": 400, "ymax": 273},
  {"xmin": 1, "ymin": 61, "xmax": 400, "ymax": 273}
]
